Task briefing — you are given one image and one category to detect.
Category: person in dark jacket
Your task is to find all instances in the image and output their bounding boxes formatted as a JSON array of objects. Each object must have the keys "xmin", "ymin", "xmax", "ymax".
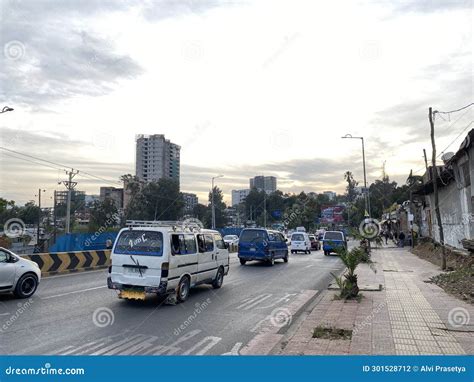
[{"xmin": 398, "ymin": 231, "xmax": 406, "ymax": 247}]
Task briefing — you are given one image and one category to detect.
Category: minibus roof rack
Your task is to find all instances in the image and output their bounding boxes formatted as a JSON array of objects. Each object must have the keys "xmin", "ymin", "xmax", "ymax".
[{"xmin": 125, "ymin": 220, "xmax": 203, "ymax": 232}]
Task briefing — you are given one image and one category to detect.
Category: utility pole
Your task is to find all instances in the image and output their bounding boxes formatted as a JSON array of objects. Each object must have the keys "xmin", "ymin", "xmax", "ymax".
[
  {"xmin": 36, "ymin": 189, "xmax": 45, "ymax": 249},
  {"xmin": 53, "ymin": 190, "xmax": 57, "ymax": 243},
  {"xmin": 429, "ymin": 107, "xmax": 446, "ymax": 270},
  {"xmin": 63, "ymin": 169, "xmax": 79, "ymax": 234},
  {"xmin": 263, "ymin": 192, "xmax": 267, "ymax": 228}
]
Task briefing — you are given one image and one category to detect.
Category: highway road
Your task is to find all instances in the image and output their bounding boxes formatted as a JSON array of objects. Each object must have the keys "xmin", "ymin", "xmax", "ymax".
[{"xmin": 0, "ymin": 248, "xmax": 346, "ymax": 355}]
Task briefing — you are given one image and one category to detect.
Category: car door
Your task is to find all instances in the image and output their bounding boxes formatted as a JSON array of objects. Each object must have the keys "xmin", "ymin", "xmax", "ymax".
[
  {"xmin": 0, "ymin": 249, "xmax": 16, "ymax": 289},
  {"xmin": 196, "ymin": 234, "xmax": 216, "ymax": 283},
  {"xmin": 169, "ymin": 233, "xmax": 199, "ymax": 286},
  {"xmin": 213, "ymin": 233, "xmax": 229, "ymax": 271}
]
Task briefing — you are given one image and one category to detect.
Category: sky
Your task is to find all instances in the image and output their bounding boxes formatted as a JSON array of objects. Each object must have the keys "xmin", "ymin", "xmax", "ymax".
[{"xmin": 0, "ymin": 0, "xmax": 472, "ymax": 207}]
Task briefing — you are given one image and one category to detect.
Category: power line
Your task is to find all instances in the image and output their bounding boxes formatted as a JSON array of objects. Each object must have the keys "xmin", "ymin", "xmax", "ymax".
[
  {"xmin": 0, "ymin": 146, "xmax": 122, "ymax": 186},
  {"xmin": 434, "ymin": 102, "xmax": 474, "ymax": 115}
]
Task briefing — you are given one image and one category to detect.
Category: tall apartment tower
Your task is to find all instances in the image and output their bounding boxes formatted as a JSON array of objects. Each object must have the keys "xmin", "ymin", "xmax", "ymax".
[
  {"xmin": 135, "ymin": 134, "xmax": 180, "ymax": 184},
  {"xmin": 249, "ymin": 175, "xmax": 277, "ymax": 194}
]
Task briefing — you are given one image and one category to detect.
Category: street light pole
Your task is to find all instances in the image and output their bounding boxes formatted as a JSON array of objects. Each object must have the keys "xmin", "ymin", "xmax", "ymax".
[
  {"xmin": 211, "ymin": 175, "xmax": 224, "ymax": 229},
  {"xmin": 36, "ymin": 189, "xmax": 46, "ymax": 249},
  {"xmin": 342, "ymin": 134, "xmax": 371, "ymax": 217}
]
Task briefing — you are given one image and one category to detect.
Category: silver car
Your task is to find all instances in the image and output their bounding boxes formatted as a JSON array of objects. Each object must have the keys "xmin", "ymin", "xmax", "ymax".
[{"xmin": 0, "ymin": 247, "xmax": 41, "ymax": 298}]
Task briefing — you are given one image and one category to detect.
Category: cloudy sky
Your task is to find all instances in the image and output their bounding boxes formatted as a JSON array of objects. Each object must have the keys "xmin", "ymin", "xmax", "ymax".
[{"xmin": 0, "ymin": 0, "xmax": 472, "ymax": 206}]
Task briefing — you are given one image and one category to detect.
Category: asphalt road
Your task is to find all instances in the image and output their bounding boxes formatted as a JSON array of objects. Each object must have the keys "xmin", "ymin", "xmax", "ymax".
[{"xmin": 0, "ymin": 247, "xmax": 346, "ymax": 355}]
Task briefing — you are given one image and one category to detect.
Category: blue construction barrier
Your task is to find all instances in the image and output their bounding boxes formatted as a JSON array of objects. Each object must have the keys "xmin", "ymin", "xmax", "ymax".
[
  {"xmin": 218, "ymin": 227, "xmax": 244, "ymax": 237},
  {"xmin": 49, "ymin": 232, "xmax": 119, "ymax": 252}
]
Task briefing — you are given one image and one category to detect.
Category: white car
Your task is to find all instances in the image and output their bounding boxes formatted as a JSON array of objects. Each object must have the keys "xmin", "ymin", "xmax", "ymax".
[
  {"xmin": 0, "ymin": 247, "xmax": 41, "ymax": 298},
  {"xmin": 223, "ymin": 235, "xmax": 239, "ymax": 246},
  {"xmin": 108, "ymin": 221, "xmax": 230, "ymax": 302},
  {"xmin": 290, "ymin": 232, "xmax": 312, "ymax": 254}
]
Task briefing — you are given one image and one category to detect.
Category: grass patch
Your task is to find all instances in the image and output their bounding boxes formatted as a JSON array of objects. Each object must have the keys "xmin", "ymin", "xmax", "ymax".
[{"xmin": 312, "ymin": 326, "xmax": 352, "ymax": 340}]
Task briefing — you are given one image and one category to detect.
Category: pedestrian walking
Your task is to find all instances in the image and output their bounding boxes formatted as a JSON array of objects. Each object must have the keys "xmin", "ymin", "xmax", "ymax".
[{"xmin": 398, "ymin": 231, "xmax": 405, "ymax": 247}]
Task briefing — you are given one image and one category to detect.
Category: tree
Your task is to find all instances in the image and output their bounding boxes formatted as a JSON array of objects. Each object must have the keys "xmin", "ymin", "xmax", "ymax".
[
  {"xmin": 344, "ymin": 171, "xmax": 358, "ymax": 203},
  {"xmin": 123, "ymin": 177, "xmax": 184, "ymax": 221},
  {"xmin": 88, "ymin": 199, "xmax": 119, "ymax": 231},
  {"xmin": 18, "ymin": 201, "xmax": 41, "ymax": 225},
  {"xmin": 207, "ymin": 186, "xmax": 227, "ymax": 228},
  {"xmin": 192, "ymin": 203, "xmax": 208, "ymax": 224}
]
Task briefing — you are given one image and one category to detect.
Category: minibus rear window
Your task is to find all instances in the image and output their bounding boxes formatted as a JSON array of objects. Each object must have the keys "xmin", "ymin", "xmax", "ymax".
[
  {"xmin": 324, "ymin": 232, "xmax": 343, "ymax": 241},
  {"xmin": 240, "ymin": 230, "xmax": 267, "ymax": 243},
  {"xmin": 115, "ymin": 231, "xmax": 163, "ymax": 256}
]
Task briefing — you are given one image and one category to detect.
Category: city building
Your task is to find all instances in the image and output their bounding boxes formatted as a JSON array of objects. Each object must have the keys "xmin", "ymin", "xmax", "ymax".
[
  {"xmin": 55, "ymin": 190, "xmax": 86, "ymax": 206},
  {"xmin": 249, "ymin": 176, "xmax": 277, "ymax": 194},
  {"xmin": 231, "ymin": 189, "xmax": 250, "ymax": 206},
  {"xmin": 323, "ymin": 191, "xmax": 337, "ymax": 201},
  {"xmin": 135, "ymin": 134, "xmax": 181, "ymax": 184},
  {"xmin": 182, "ymin": 192, "xmax": 198, "ymax": 213},
  {"xmin": 99, "ymin": 187, "xmax": 124, "ymax": 209}
]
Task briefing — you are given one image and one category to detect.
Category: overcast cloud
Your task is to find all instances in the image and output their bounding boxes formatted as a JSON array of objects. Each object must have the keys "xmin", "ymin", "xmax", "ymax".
[{"xmin": 0, "ymin": 0, "xmax": 472, "ymax": 205}]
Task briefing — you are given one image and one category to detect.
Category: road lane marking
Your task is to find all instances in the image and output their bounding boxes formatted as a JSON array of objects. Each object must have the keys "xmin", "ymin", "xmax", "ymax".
[
  {"xmin": 41, "ymin": 286, "xmax": 107, "ymax": 299},
  {"xmin": 236, "ymin": 294, "xmax": 272, "ymax": 310},
  {"xmin": 182, "ymin": 336, "xmax": 221, "ymax": 355},
  {"xmin": 222, "ymin": 342, "xmax": 242, "ymax": 355}
]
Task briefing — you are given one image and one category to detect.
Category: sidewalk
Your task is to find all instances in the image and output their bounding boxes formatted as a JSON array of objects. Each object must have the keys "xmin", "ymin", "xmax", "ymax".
[{"xmin": 279, "ymin": 246, "xmax": 474, "ymax": 355}]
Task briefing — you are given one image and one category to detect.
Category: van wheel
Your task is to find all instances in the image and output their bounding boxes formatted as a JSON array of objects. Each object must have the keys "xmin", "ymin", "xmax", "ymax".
[
  {"xmin": 14, "ymin": 273, "xmax": 38, "ymax": 298},
  {"xmin": 324, "ymin": 251, "xmax": 329, "ymax": 256},
  {"xmin": 177, "ymin": 277, "xmax": 190, "ymax": 302},
  {"xmin": 239, "ymin": 259, "xmax": 246, "ymax": 265},
  {"xmin": 212, "ymin": 267, "xmax": 224, "ymax": 289}
]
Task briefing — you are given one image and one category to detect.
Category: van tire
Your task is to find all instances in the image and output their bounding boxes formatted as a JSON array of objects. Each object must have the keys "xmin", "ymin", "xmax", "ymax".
[
  {"xmin": 239, "ymin": 259, "xmax": 246, "ymax": 265},
  {"xmin": 212, "ymin": 267, "xmax": 224, "ymax": 289},
  {"xmin": 177, "ymin": 276, "xmax": 190, "ymax": 302}
]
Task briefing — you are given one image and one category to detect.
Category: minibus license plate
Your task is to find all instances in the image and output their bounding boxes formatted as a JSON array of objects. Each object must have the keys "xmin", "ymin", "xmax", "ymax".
[{"xmin": 127, "ymin": 267, "xmax": 145, "ymax": 275}]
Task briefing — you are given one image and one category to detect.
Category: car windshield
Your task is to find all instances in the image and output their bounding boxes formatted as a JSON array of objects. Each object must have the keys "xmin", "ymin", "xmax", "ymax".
[
  {"xmin": 115, "ymin": 230, "xmax": 163, "ymax": 256},
  {"xmin": 324, "ymin": 232, "xmax": 343, "ymax": 240},
  {"xmin": 224, "ymin": 235, "xmax": 236, "ymax": 240},
  {"xmin": 240, "ymin": 230, "xmax": 267, "ymax": 243},
  {"xmin": 291, "ymin": 233, "xmax": 305, "ymax": 241}
]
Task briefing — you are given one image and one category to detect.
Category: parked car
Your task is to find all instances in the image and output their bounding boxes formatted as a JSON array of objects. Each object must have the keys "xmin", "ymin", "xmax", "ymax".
[
  {"xmin": 290, "ymin": 232, "xmax": 312, "ymax": 254},
  {"xmin": 223, "ymin": 235, "xmax": 239, "ymax": 246},
  {"xmin": 108, "ymin": 223, "xmax": 230, "ymax": 302},
  {"xmin": 0, "ymin": 247, "xmax": 41, "ymax": 298},
  {"xmin": 322, "ymin": 231, "xmax": 347, "ymax": 255},
  {"xmin": 308, "ymin": 234, "xmax": 321, "ymax": 251},
  {"xmin": 238, "ymin": 228, "xmax": 288, "ymax": 266}
]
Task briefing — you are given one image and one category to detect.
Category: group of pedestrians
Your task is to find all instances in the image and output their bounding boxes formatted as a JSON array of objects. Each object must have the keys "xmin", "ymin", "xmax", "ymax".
[{"xmin": 381, "ymin": 227, "xmax": 407, "ymax": 247}]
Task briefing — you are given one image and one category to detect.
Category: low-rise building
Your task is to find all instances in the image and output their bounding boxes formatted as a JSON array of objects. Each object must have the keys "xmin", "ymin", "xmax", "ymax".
[
  {"xmin": 412, "ymin": 129, "xmax": 473, "ymax": 250},
  {"xmin": 231, "ymin": 189, "xmax": 250, "ymax": 206},
  {"xmin": 100, "ymin": 187, "xmax": 124, "ymax": 209}
]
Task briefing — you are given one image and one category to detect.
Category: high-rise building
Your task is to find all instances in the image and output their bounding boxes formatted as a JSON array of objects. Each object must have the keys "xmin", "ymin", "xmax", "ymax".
[
  {"xmin": 100, "ymin": 187, "xmax": 124, "ymax": 209},
  {"xmin": 231, "ymin": 189, "xmax": 250, "ymax": 206},
  {"xmin": 182, "ymin": 192, "xmax": 198, "ymax": 213},
  {"xmin": 135, "ymin": 134, "xmax": 180, "ymax": 184},
  {"xmin": 249, "ymin": 176, "xmax": 277, "ymax": 194}
]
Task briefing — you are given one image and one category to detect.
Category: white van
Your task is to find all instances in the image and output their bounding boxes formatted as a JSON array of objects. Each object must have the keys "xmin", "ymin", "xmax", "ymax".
[
  {"xmin": 290, "ymin": 232, "xmax": 311, "ymax": 254},
  {"xmin": 107, "ymin": 221, "xmax": 230, "ymax": 302}
]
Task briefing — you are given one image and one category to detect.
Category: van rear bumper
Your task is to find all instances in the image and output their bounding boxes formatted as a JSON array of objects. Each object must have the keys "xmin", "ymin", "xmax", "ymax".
[
  {"xmin": 238, "ymin": 253, "xmax": 271, "ymax": 261},
  {"xmin": 107, "ymin": 277, "xmax": 168, "ymax": 295}
]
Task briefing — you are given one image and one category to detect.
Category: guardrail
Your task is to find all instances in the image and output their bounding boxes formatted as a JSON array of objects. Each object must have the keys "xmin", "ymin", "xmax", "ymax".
[{"xmin": 21, "ymin": 250, "xmax": 111, "ymax": 277}]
